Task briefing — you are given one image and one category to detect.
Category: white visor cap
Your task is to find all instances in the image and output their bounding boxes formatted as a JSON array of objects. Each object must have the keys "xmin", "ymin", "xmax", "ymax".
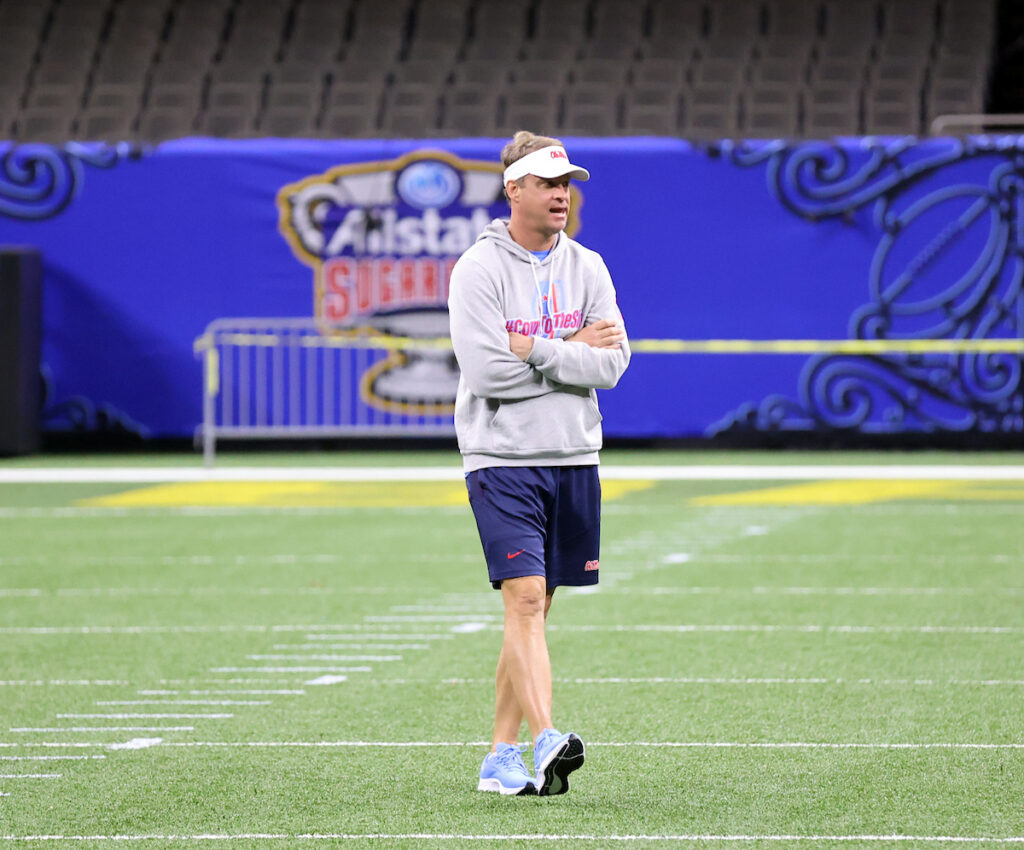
[{"xmin": 503, "ymin": 145, "xmax": 590, "ymax": 184}]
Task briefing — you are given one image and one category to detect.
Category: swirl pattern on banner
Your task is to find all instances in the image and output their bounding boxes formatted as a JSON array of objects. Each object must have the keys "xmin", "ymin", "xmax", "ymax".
[
  {"xmin": 39, "ymin": 364, "xmax": 150, "ymax": 440},
  {"xmin": 711, "ymin": 137, "xmax": 1024, "ymax": 436},
  {"xmin": 0, "ymin": 142, "xmax": 131, "ymax": 220}
]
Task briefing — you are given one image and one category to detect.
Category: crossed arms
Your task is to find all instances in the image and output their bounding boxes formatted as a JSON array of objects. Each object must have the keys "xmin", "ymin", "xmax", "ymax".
[
  {"xmin": 449, "ymin": 257, "xmax": 631, "ymax": 401},
  {"xmin": 509, "ymin": 319, "xmax": 624, "ymax": 360}
]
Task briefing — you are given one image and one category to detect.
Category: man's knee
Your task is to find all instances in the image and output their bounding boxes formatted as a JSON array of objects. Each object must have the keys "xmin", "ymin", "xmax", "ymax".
[{"xmin": 502, "ymin": 576, "xmax": 547, "ymax": 619}]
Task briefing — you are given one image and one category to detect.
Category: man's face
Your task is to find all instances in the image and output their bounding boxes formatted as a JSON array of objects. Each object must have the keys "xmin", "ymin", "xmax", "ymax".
[{"xmin": 510, "ymin": 174, "xmax": 571, "ymax": 239}]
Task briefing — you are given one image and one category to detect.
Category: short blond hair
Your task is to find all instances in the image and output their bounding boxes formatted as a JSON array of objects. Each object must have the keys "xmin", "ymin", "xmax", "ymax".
[
  {"xmin": 501, "ymin": 130, "xmax": 564, "ymax": 199},
  {"xmin": 501, "ymin": 130, "xmax": 564, "ymax": 170}
]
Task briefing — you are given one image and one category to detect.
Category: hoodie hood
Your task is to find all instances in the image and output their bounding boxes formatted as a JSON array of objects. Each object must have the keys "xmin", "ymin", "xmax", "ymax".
[{"xmin": 476, "ymin": 219, "xmax": 565, "ymax": 264}]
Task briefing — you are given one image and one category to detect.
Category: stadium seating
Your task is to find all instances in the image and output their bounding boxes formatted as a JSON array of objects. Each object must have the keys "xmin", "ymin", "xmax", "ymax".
[{"xmin": 0, "ymin": 0, "xmax": 1001, "ymax": 142}]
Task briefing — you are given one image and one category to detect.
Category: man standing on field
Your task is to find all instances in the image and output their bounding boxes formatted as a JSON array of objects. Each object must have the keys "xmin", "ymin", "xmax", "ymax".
[{"xmin": 448, "ymin": 131, "xmax": 631, "ymax": 796}]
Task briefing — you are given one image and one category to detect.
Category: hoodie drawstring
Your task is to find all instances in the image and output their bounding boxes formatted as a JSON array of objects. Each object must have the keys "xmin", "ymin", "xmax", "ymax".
[{"xmin": 529, "ymin": 254, "xmax": 543, "ymax": 319}]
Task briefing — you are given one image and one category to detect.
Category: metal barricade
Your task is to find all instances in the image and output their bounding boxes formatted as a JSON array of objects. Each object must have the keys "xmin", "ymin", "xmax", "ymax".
[
  {"xmin": 193, "ymin": 318, "xmax": 457, "ymax": 466},
  {"xmin": 195, "ymin": 321, "xmax": 1024, "ymax": 465}
]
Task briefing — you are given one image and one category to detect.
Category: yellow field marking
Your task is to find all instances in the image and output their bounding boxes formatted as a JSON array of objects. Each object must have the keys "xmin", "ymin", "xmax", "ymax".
[
  {"xmin": 600, "ymin": 480, "xmax": 655, "ymax": 501},
  {"xmin": 691, "ymin": 479, "xmax": 1024, "ymax": 506},
  {"xmin": 77, "ymin": 479, "xmax": 655, "ymax": 509},
  {"xmin": 79, "ymin": 481, "xmax": 469, "ymax": 508}
]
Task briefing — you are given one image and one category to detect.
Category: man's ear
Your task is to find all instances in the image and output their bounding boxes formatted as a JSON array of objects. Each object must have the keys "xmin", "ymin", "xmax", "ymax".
[{"xmin": 505, "ymin": 179, "xmax": 519, "ymax": 203}]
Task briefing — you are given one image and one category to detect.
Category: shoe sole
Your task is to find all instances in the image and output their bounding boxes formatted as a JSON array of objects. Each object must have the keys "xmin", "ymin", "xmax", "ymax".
[
  {"xmin": 477, "ymin": 777, "xmax": 537, "ymax": 796},
  {"xmin": 535, "ymin": 734, "xmax": 585, "ymax": 796}
]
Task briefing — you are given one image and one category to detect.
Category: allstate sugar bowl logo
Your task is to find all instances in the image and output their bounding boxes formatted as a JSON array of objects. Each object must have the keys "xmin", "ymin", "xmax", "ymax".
[
  {"xmin": 396, "ymin": 160, "xmax": 462, "ymax": 210},
  {"xmin": 276, "ymin": 149, "xmax": 581, "ymax": 415}
]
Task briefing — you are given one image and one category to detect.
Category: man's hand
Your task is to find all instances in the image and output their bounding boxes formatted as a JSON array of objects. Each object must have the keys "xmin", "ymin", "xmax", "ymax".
[
  {"xmin": 566, "ymin": 319, "xmax": 625, "ymax": 349},
  {"xmin": 509, "ymin": 332, "xmax": 534, "ymax": 361}
]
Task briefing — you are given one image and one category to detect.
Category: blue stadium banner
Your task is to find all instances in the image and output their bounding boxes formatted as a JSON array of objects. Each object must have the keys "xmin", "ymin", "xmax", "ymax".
[{"xmin": 0, "ymin": 136, "xmax": 1021, "ymax": 440}]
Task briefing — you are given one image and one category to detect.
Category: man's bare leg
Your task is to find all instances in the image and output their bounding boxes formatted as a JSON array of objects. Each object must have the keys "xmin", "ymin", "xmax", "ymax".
[
  {"xmin": 492, "ymin": 589, "xmax": 554, "ymax": 748},
  {"xmin": 491, "ymin": 577, "xmax": 554, "ymax": 748}
]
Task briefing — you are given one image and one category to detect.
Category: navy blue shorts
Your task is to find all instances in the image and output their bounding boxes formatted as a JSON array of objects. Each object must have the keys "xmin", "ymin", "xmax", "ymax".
[{"xmin": 465, "ymin": 466, "xmax": 601, "ymax": 590}]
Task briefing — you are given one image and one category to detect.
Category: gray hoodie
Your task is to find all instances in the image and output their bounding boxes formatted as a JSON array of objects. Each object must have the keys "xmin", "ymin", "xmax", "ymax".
[{"xmin": 448, "ymin": 220, "xmax": 631, "ymax": 473}]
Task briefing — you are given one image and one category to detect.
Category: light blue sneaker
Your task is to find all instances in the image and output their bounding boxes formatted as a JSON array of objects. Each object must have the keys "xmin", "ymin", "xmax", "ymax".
[
  {"xmin": 477, "ymin": 743, "xmax": 537, "ymax": 795},
  {"xmin": 532, "ymin": 728, "xmax": 585, "ymax": 796}
]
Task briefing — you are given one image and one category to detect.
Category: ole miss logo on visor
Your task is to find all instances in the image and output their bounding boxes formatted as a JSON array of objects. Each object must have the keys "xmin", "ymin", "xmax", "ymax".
[{"xmin": 551, "ymin": 150, "xmax": 568, "ymax": 160}]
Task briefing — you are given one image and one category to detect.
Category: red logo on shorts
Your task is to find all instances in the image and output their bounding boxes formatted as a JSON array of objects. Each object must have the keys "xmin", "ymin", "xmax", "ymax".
[
  {"xmin": 507, "ymin": 549, "xmax": 525, "ymax": 559},
  {"xmin": 585, "ymin": 560, "xmax": 599, "ymax": 571}
]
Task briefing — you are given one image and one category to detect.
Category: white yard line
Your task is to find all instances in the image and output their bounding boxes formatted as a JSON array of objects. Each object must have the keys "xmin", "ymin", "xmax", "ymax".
[
  {"xmin": 244, "ymin": 655, "xmax": 400, "ymax": 662},
  {"xmin": 0, "ymin": 507, "xmax": 472, "ymax": 519},
  {"xmin": 3, "ymin": 464, "xmax": 1024, "ymax": 483},
  {"xmin": 0, "ymin": 834, "xmax": 1021, "ymax": 844},
  {"xmin": 305, "ymin": 675, "xmax": 348, "ymax": 685},
  {"xmin": 2, "ymin": 742, "xmax": 169, "ymax": 753},
  {"xmin": 301, "ymin": 633, "xmax": 453, "ymax": 640},
  {"xmin": 272, "ymin": 644, "xmax": 429, "ymax": 651},
  {"xmin": 362, "ymin": 622, "xmax": 1024, "ymax": 637},
  {"xmin": 364, "ymin": 615, "xmax": 499, "ymax": 622},
  {"xmin": 94, "ymin": 701, "xmax": 270, "ymax": 706},
  {"xmin": 542, "ymin": 624, "xmax": 1024, "ymax": 635},
  {"xmin": 0, "ymin": 554, "xmax": 389, "ymax": 567},
  {"xmin": 49, "ymin": 588, "xmax": 305, "ymax": 597},
  {"xmin": 57, "ymin": 714, "xmax": 233, "ymax": 719},
  {"xmin": 137, "ymin": 690, "xmax": 305, "ymax": 696},
  {"xmin": 388, "ymin": 605, "xmax": 488, "ymax": 612},
  {"xmin": 149, "ymin": 740, "xmax": 1024, "ymax": 750},
  {"xmin": 28, "ymin": 735, "xmax": 995, "ymax": 755},
  {"xmin": 28, "ymin": 585, "xmax": 460, "ymax": 596},
  {"xmin": 619, "ymin": 587, "xmax": 1022, "ymax": 597},
  {"xmin": 14, "ymin": 502, "xmax": 1017, "ymax": 519},
  {"xmin": 11, "ymin": 728, "xmax": 193, "ymax": 733},
  {"xmin": 656, "ymin": 553, "xmax": 1024, "ymax": 564},
  {"xmin": 0, "ymin": 834, "xmax": 1022, "ymax": 844},
  {"xmin": 0, "ymin": 625, "xmax": 447, "ymax": 635},
  {"xmin": 6, "ymin": 622, "xmax": 1018, "ymax": 637},
  {"xmin": 0, "ymin": 755, "xmax": 105, "ymax": 761},
  {"xmin": 182, "ymin": 684, "xmax": 299, "ymax": 688},
  {"xmin": 0, "ymin": 554, "xmax": 469, "ymax": 570},
  {"xmin": 19, "ymin": 744, "xmax": 111, "ymax": 749},
  {"xmin": 0, "ymin": 774, "xmax": 60, "ymax": 779},
  {"xmin": 393, "ymin": 677, "xmax": 1024, "ymax": 687},
  {"xmin": 52, "ymin": 588, "xmax": 341, "ymax": 597},
  {"xmin": 0, "ymin": 681, "xmax": 129, "ymax": 687},
  {"xmin": 0, "ymin": 467, "xmax": 468, "ymax": 483},
  {"xmin": 209, "ymin": 667, "xmax": 372, "ymax": 674},
  {"xmin": 591, "ymin": 742, "xmax": 1024, "ymax": 750},
  {"xmin": 0, "ymin": 626, "xmax": 271, "ymax": 635}
]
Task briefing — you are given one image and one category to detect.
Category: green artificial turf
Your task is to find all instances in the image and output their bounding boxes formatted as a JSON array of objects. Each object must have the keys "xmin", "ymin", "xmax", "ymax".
[{"xmin": 0, "ymin": 456, "xmax": 1021, "ymax": 848}]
